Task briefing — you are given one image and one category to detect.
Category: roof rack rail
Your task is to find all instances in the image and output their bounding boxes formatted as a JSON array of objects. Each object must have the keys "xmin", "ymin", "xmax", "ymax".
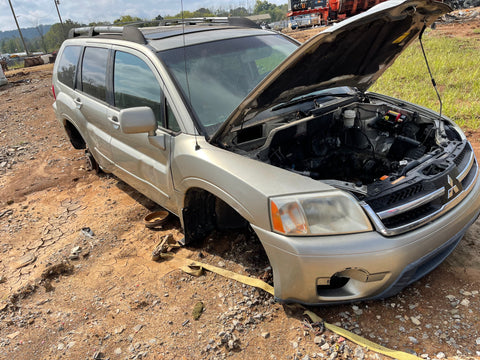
[
  {"xmin": 68, "ymin": 26, "xmax": 147, "ymax": 44},
  {"xmin": 154, "ymin": 17, "xmax": 260, "ymax": 29},
  {"xmin": 67, "ymin": 16, "xmax": 261, "ymax": 44}
]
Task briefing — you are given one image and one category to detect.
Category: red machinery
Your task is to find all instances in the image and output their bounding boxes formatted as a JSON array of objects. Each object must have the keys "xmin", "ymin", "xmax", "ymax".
[{"xmin": 287, "ymin": 0, "xmax": 388, "ymax": 25}]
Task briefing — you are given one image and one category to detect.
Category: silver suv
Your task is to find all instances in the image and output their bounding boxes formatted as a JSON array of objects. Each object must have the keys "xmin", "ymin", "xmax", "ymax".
[{"xmin": 52, "ymin": 0, "xmax": 480, "ymax": 304}]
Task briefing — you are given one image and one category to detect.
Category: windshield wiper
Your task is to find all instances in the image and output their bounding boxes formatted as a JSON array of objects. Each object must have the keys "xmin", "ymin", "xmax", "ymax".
[{"xmin": 271, "ymin": 90, "xmax": 358, "ymax": 112}]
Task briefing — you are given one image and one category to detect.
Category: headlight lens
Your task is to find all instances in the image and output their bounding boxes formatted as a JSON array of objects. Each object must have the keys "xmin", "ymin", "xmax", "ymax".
[{"xmin": 270, "ymin": 191, "xmax": 373, "ymax": 236}]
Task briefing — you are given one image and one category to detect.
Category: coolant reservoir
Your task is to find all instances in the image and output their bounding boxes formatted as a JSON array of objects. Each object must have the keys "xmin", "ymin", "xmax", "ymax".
[{"xmin": 343, "ymin": 109, "xmax": 356, "ymax": 128}]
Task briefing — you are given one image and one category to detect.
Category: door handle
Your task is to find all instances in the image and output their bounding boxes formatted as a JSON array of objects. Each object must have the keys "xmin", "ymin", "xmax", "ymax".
[
  {"xmin": 108, "ymin": 115, "xmax": 120, "ymax": 130},
  {"xmin": 74, "ymin": 98, "xmax": 82, "ymax": 109}
]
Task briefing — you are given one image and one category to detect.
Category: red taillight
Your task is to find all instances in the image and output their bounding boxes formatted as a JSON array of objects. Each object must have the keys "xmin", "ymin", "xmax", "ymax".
[{"xmin": 52, "ymin": 84, "xmax": 56, "ymax": 100}]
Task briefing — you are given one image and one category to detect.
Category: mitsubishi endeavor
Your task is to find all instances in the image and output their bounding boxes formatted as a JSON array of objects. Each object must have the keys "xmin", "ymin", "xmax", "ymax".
[{"xmin": 52, "ymin": 0, "xmax": 480, "ymax": 304}]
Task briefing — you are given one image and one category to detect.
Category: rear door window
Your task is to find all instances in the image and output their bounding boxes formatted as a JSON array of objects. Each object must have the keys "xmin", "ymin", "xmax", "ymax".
[
  {"xmin": 57, "ymin": 45, "xmax": 81, "ymax": 88},
  {"xmin": 81, "ymin": 47, "xmax": 109, "ymax": 102},
  {"xmin": 113, "ymin": 51, "xmax": 163, "ymax": 126}
]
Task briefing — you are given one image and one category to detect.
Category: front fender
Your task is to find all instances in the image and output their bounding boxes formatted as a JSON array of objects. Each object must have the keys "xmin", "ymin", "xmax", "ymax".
[{"xmin": 171, "ymin": 134, "xmax": 335, "ymax": 231}]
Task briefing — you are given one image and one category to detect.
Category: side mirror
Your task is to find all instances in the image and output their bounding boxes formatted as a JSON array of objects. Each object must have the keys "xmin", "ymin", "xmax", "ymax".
[{"xmin": 119, "ymin": 107, "xmax": 156, "ymax": 135}]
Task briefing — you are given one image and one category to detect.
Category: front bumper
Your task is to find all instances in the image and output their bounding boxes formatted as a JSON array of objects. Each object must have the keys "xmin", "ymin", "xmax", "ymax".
[{"xmin": 252, "ymin": 174, "xmax": 480, "ymax": 305}]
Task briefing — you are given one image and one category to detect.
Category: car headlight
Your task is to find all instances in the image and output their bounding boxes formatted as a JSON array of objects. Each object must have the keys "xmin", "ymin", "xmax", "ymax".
[{"xmin": 270, "ymin": 191, "xmax": 373, "ymax": 236}]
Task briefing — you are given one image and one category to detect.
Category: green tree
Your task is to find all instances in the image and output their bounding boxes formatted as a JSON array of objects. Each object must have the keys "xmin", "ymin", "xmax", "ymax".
[
  {"xmin": 113, "ymin": 15, "xmax": 143, "ymax": 24},
  {"xmin": 254, "ymin": 0, "xmax": 276, "ymax": 13},
  {"xmin": 3, "ymin": 38, "xmax": 23, "ymax": 53},
  {"xmin": 230, "ymin": 7, "xmax": 249, "ymax": 16},
  {"xmin": 194, "ymin": 8, "xmax": 212, "ymax": 16},
  {"xmin": 44, "ymin": 20, "xmax": 83, "ymax": 52},
  {"xmin": 253, "ymin": 1, "xmax": 287, "ymax": 22},
  {"xmin": 167, "ymin": 7, "xmax": 216, "ymax": 19},
  {"xmin": 88, "ymin": 21, "xmax": 110, "ymax": 26}
]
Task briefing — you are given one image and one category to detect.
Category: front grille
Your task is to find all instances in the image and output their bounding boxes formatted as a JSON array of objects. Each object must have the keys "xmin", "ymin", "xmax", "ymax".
[
  {"xmin": 454, "ymin": 145, "xmax": 467, "ymax": 166},
  {"xmin": 368, "ymin": 183, "xmax": 424, "ymax": 210},
  {"xmin": 381, "ymin": 203, "xmax": 437, "ymax": 229},
  {"xmin": 363, "ymin": 142, "xmax": 478, "ymax": 236}
]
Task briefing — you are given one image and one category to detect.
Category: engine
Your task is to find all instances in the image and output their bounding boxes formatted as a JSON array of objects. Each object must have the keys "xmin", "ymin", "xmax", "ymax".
[{"xmin": 241, "ymin": 101, "xmax": 462, "ymax": 187}]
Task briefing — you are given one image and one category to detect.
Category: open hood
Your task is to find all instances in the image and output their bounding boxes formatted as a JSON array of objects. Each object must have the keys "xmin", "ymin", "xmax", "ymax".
[{"xmin": 211, "ymin": 0, "xmax": 451, "ymax": 145}]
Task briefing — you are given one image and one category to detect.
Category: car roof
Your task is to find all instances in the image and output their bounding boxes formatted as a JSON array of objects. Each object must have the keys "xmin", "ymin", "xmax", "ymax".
[{"xmin": 147, "ymin": 27, "xmax": 274, "ymax": 51}]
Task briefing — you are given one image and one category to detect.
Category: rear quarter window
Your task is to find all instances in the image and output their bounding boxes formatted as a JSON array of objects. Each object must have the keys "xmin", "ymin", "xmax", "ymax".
[{"xmin": 57, "ymin": 45, "xmax": 81, "ymax": 88}]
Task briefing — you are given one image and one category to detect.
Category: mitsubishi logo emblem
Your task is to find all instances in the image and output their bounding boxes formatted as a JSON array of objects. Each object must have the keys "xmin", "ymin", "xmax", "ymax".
[{"xmin": 446, "ymin": 175, "xmax": 460, "ymax": 200}]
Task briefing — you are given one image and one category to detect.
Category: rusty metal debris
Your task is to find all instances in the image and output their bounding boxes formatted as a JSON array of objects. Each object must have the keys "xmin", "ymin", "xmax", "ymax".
[
  {"xmin": 144, "ymin": 209, "xmax": 170, "ymax": 229},
  {"xmin": 151, "ymin": 234, "xmax": 181, "ymax": 261}
]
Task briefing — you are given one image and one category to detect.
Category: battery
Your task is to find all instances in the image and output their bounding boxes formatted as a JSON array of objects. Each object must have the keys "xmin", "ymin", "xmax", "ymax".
[{"xmin": 384, "ymin": 110, "xmax": 407, "ymax": 123}]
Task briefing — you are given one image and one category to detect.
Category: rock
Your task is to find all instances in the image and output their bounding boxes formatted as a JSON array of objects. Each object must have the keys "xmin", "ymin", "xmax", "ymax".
[
  {"xmin": 114, "ymin": 325, "xmax": 126, "ymax": 334},
  {"xmin": 81, "ymin": 227, "xmax": 94, "ymax": 238},
  {"xmin": 6, "ymin": 331, "xmax": 20, "ymax": 339},
  {"xmin": 328, "ymin": 352, "xmax": 338, "ymax": 360},
  {"xmin": 15, "ymin": 252, "xmax": 36, "ymax": 269},
  {"xmin": 69, "ymin": 246, "xmax": 82, "ymax": 260},
  {"xmin": 476, "ymin": 337, "xmax": 480, "ymax": 345},
  {"xmin": 446, "ymin": 295, "xmax": 456, "ymax": 301},
  {"xmin": 314, "ymin": 336, "xmax": 324, "ymax": 345},
  {"xmin": 192, "ymin": 301, "xmax": 204, "ymax": 320},
  {"xmin": 261, "ymin": 332, "xmax": 270, "ymax": 339},
  {"xmin": 320, "ymin": 343, "xmax": 330, "ymax": 351},
  {"xmin": 133, "ymin": 324, "xmax": 143, "ymax": 332},
  {"xmin": 436, "ymin": 352, "xmax": 445, "ymax": 359},
  {"xmin": 411, "ymin": 317, "xmax": 421, "ymax": 326},
  {"xmin": 460, "ymin": 299, "xmax": 470, "ymax": 307},
  {"xmin": 354, "ymin": 346, "xmax": 365, "ymax": 360},
  {"xmin": 408, "ymin": 336, "xmax": 419, "ymax": 344},
  {"xmin": 114, "ymin": 348, "xmax": 122, "ymax": 355},
  {"xmin": 57, "ymin": 343, "xmax": 65, "ymax": 350}
]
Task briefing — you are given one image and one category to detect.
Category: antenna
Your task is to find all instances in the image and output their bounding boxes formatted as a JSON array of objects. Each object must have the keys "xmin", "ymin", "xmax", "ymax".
[{"xmin": 180, "ymin": 0, "xmax": 200, "ymax": 151}]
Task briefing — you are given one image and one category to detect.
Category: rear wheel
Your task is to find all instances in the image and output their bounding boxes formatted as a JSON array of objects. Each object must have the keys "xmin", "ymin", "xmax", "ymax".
[{"xmin": 85, "ymin": 148, "xmax": 101, "ymax": 173}]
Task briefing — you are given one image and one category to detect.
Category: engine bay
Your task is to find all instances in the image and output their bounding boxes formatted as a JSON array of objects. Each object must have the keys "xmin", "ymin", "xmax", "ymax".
[{"xmin": 229, "ymin": 94, "xmax": 464, "ymax": 198}]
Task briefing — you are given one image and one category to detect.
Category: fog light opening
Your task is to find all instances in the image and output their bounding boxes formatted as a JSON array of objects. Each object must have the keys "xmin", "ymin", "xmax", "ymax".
[{"xmin": 317, "ymin": 275, "xmax": 350, "ymax": 291}]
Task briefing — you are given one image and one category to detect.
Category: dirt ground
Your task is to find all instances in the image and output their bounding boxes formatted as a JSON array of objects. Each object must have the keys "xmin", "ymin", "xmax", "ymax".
[{"xmin": 1, "ymin": 13, "xmax": 480, "ymax": 360}]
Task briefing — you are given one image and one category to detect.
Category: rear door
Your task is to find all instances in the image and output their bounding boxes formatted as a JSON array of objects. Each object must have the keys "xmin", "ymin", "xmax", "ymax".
[
  {"xmin": 108, "ymin": 48, "xmax": 180, "ymax": 210},
  {"xmin": 76, "ymin": 45, "xmax": 115, "ymax": 171}
]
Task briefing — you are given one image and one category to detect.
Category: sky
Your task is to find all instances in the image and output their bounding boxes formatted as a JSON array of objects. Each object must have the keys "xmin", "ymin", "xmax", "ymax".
[{"xmin": 1, "ymin": 0, "xmax": 287, "ymax": 32}]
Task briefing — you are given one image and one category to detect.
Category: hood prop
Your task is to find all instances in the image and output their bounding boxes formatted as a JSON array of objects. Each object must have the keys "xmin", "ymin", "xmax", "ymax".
[{"xmin": 419, "ymin": 23, "xmax": 447, "ymax": 147}]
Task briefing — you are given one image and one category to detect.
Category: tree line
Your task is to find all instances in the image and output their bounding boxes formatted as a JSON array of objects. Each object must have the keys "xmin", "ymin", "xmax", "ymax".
[{"xmin": 0, "ymin": 1, "xmax": 287, "ymax": 55}]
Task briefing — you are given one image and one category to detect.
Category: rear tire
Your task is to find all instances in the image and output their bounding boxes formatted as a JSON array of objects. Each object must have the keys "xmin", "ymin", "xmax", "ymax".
[{"xmin": 85, "ymin": 148, "xmax": 101, "ymax": 173}]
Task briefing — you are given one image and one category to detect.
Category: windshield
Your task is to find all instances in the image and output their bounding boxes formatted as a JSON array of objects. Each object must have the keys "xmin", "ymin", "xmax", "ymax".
[{"xmin": 158, "ymin": 34, "xmax": 297, "ymax": 136}]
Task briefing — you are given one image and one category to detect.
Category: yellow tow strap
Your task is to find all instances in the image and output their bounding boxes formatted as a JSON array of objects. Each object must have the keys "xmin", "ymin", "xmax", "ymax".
[
  {"xmin": 180, "ymin": 259, "xmax": 422, "ymax": 360},
  {"xmin": 181, "ymin": 260, "xmax": 275, "ymax": 295},
  {"xmin": 304, "ymin": 310, "xmax": 422, "ymax": 360}
]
